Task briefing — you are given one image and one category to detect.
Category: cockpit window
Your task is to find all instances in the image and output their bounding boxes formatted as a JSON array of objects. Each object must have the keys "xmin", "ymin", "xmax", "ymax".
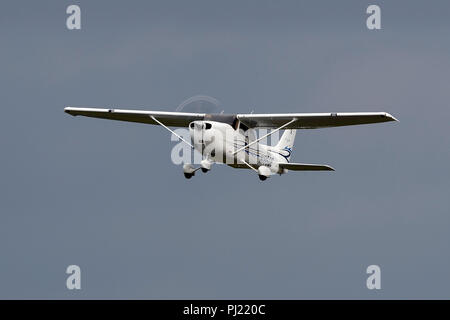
[
  {"xmin": 189, "ymin": 123, "xmax": 194, "ymax": 129},
  {"xmin": 205, "ymin": 122, "xmax": 212, "ymax": 130}
]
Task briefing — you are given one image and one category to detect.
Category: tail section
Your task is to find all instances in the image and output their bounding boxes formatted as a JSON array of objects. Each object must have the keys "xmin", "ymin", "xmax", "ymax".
[{"xmin": 275, "ymin": 129, "xmax": 296, "ymax": 161}]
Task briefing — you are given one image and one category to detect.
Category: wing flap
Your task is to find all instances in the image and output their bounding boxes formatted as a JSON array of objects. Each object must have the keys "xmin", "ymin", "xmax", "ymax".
[{"xmin": 64, "ymin": 107, "xmax": 205, "ymax": 127}]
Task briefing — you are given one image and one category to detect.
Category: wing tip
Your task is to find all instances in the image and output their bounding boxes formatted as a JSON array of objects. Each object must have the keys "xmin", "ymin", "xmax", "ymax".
[
  {"xmin": 64, "ymin": 107, "xmax": 75, "ymax": 116},
  {"xmin": 385, "ymin": 112, "xmax": 399, "ymax": 122}
]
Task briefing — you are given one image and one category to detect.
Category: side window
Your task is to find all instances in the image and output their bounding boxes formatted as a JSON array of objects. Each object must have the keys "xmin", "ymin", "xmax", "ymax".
[
  {"xmin": 240, "ymin": 123, "xmax": 249, "ymax": 132},
  {"xmin": 205, "ymin": 122, "xmax": 212, "ymax": 130}
]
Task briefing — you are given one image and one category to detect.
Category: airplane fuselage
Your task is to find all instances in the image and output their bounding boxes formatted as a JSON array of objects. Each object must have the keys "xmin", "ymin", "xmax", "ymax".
[{"xmin": 188, "ymin": 120, "xmax": 290, "ymax": 176}]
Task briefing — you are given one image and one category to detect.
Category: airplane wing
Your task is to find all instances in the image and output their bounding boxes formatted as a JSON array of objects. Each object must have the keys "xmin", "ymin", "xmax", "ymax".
[
  {"xmin": 64, "ymin": 107, "xmax": 205, "ymax": 127},
  {"xmin": 278, "ymin": 162, "xmax": 335, "ymax": 171},
  {"xmin": 65, "ymin": 107, "xmax": 398, "ymax": 129},
  {"xmin": 237, "ymin": 112, "xmax": 398, "ymax": 129}
]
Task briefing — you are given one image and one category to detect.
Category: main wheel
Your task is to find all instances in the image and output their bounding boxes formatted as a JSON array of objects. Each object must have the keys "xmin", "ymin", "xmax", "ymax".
[
  {"xmin": 258, "ymin": 175, "xmax": 267, "ymax": 181},
  {"xmin": 184, "ymin": 173, "xmax": 193, "ymax": 179},
  {"xmin": 201, "ymin": 168, "xmax": 209, "ymax": 173}
]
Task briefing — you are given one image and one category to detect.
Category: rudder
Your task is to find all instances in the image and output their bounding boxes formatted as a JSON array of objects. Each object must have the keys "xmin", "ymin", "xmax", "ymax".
[{"xmin": 275, "ymin": 129, "xmax": 296, "ymax": 160}]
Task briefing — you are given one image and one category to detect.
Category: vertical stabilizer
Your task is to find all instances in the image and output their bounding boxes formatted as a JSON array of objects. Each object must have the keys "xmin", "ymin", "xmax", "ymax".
[{"xmin": 275, "ymin": 129, "xmax": 296, "ymax": 161}]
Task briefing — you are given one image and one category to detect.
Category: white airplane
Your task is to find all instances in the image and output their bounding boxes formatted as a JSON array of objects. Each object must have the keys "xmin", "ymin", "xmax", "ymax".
[{"xmin": 64, "ymin": 107, "xmax": 397, "ymax": 181}]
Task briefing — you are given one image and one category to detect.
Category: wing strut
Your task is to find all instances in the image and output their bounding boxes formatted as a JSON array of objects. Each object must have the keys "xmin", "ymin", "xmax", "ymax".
[
  {"xmin": 150, "ymin": 116, "xmax": 194, "ymax": 149},
  {"xmin": 240, "ymin": 159, "xmax": 259, "ymax": 173},
  {"xmin": 233, "ymin": 118, "xmax": 297, "ymax": 155}
]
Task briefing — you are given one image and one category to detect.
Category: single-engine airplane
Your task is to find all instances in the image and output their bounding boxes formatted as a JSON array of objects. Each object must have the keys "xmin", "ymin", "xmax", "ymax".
[{"xmin": 64, "ymin": 107, "xmax": 397, "ymax": 180}]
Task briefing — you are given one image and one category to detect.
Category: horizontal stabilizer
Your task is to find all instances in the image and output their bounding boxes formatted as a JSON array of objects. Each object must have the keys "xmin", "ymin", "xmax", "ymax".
[{"xmin": 279, "ymin": 162, "xmax": 335, "ymax": 171}]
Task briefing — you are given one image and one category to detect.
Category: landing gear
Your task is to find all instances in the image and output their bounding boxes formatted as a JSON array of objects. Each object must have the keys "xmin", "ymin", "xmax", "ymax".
[
  {"xmin": 183, "ymin": 161, "xmax": 213, "ymax": 179},
  {"xmin": 200, "ymin": 159, "xmax": 212, "ymax": 173},
  {"xmin": 183, "ymin": 164, "xmax": 197, "ymax": 179},
  {"xmin": 257, "ymin": 166, "xmax": 271, "ymax": 181}
]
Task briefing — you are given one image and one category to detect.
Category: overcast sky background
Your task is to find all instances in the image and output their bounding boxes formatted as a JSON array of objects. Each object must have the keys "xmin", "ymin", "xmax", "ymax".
[{"xmin": 0, "ymin": 0, "xmax": 449, "ymax": 299}]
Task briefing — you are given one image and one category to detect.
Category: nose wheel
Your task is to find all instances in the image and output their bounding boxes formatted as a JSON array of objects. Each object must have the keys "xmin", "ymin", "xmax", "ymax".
[
  {"xmin": 183, "ymin": 164, "xmax": 199, "ymax": 179},
  {"xmin": 184, "ymin": 172, "xmax": 194, "ymax": 179},
  {"xmin": 183, "ymin": 159, "xmax": 214, "ymax": 179},
  {"xmin": 200, "ymin": 159, "xmax": 212, "ymax": 173}
]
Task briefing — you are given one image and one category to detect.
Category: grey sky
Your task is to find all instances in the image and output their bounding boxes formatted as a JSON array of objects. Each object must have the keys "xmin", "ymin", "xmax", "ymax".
[{"xmin": 0, "ymin": 0, "xmax": 449, "ymax": 299}]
